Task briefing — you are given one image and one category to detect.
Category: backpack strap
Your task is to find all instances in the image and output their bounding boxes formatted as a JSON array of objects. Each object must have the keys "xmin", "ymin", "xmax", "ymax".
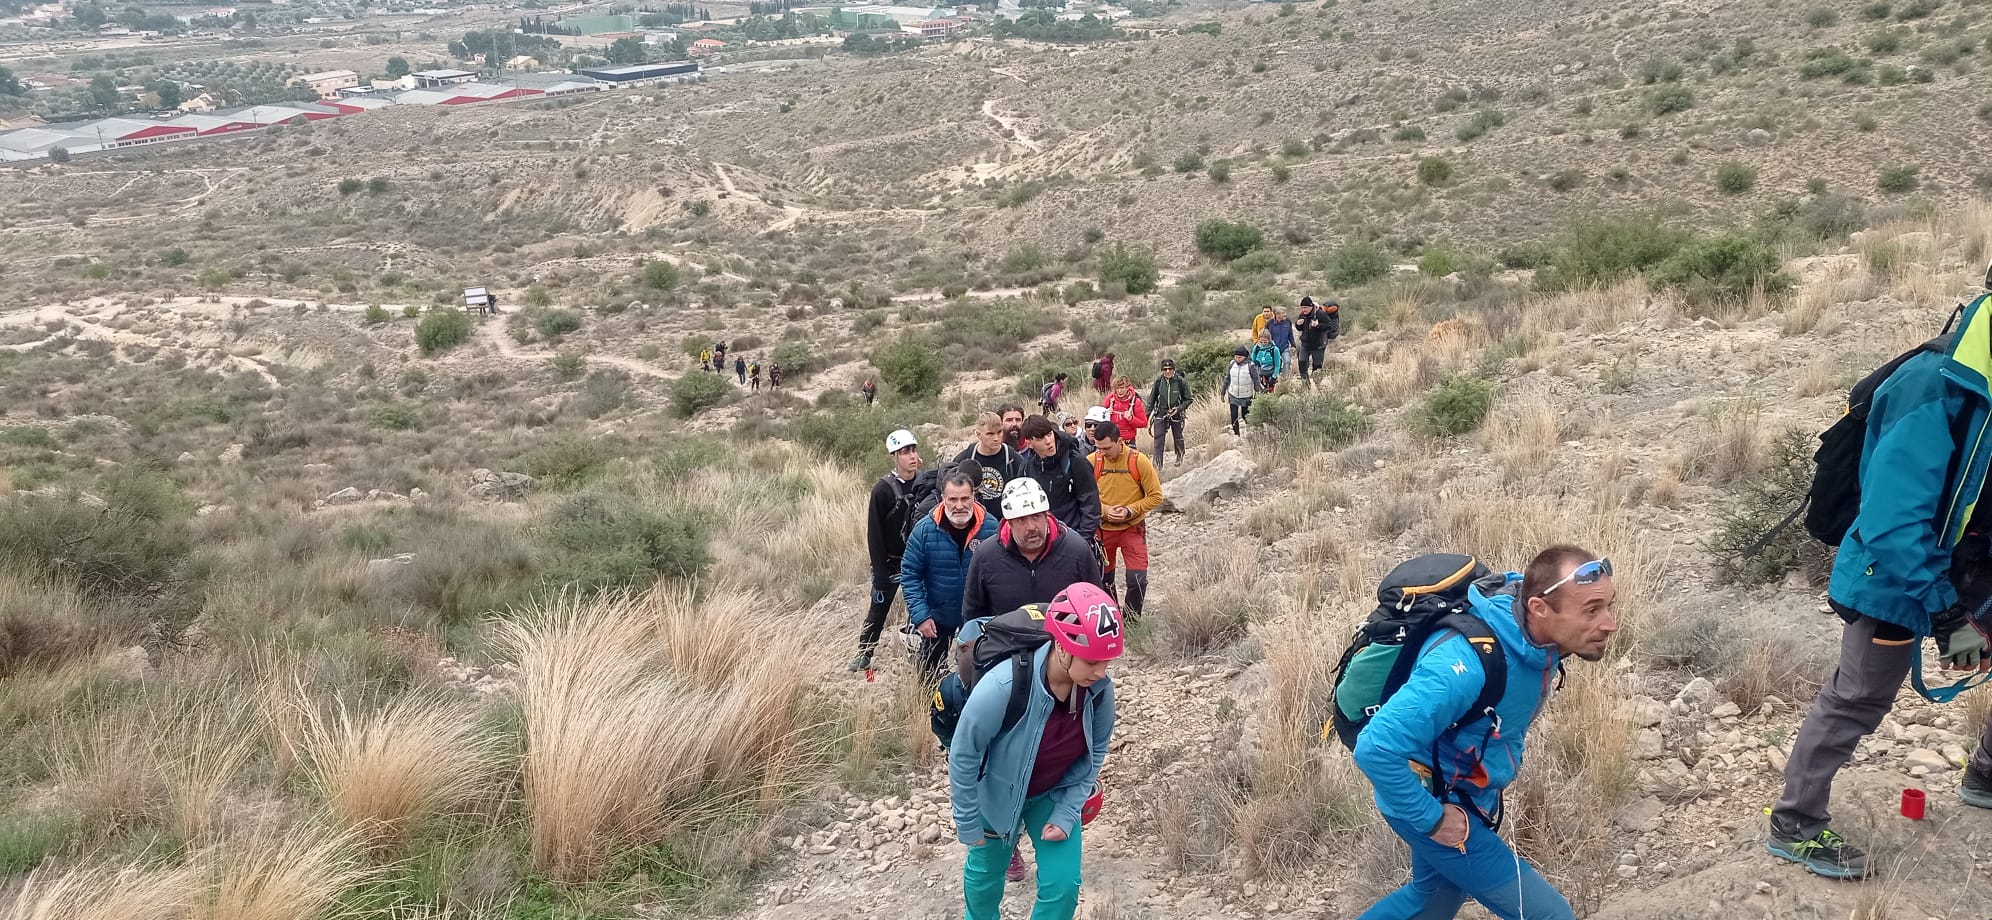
[{"xmin": 998, "ymin": 652, "xmax": 1032, "ymax": 736}]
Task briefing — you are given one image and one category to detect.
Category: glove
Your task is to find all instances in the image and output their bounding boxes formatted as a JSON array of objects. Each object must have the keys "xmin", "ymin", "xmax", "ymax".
[{"xmin": 1937, "ymin": 620, "xmax": 1990, "ymax": 671}]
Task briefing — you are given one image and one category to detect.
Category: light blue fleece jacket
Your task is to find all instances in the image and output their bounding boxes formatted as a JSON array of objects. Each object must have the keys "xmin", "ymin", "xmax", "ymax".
[
  {"xmin": 1351, "ymin": 574, "xmax": 1560, "ymax": 834},
  {"xmin": 947, "ymin": 642, "xmax": 1116, "ymax": 845}
]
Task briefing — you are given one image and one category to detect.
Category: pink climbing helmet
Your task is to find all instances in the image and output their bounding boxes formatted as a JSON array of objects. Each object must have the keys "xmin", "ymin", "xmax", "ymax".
[{"xmin": 1044, "ymin": 583, "xmax": 1125, "ymax": 662}]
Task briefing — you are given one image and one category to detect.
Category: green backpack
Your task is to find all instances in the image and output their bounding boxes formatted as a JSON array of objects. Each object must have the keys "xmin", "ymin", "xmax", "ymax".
[{"xmin": 1324, "ymin": 553, "xmax": 1507, "ymax": 750}]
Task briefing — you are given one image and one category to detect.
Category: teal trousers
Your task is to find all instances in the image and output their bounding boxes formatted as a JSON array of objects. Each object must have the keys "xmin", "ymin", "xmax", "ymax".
[{"xmin": 963, "ymin": 793, "xmax": 1082, "ymax": 920}]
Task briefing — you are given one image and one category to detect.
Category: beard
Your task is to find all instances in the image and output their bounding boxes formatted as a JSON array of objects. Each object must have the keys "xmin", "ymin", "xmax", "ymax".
[{"xmin": 945, "ymin": 508, "xmax": 973, "ymax": 527}]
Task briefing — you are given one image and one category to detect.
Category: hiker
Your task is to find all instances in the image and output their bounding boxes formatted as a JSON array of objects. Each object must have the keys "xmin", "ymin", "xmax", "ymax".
[
  {"xmin": 1352, "ymin": 546, "xmax": 1618, "ymax": 920},
  {"xmin": 1102, "ymin": 377, "xmax": 1148, "ymax": 450},
  {"xmin": 735, "ymin": 355, "xmax": 747, "ymax": 385},
  {"xmin": 852, "ymin": 429, "xmax": 924, "ymax": 672},
  {"xmin": 862, "ymin": 378, "xmax": 878, "ymax": 406},
  {"xmin": 1147, "ymin": 358, "xmax": 1191, "ymax": 467},
  {"xmin": 902, "ymin": 466, "xmax": 998, "ymax": 679},
  {"xmin": 1089, "ymin": 420, "xmax": 1162, "ymax": 621},
  {"xmin": 700, "ymin": 348, "xmax": 713, "ymax": 372},
  {"xmin": 1266, "ymin": 306, "xmax": 1294, "ymax": 365},
  {"xmin": 1089, "ymin": 352, "xmax": 1115, "ymax": 397},
  {"xmin": 1251, "ymin": 304, "xmax": 1275, "ymax": 342},
  {"xmin": 1000, "ymin": 404, "xmax": 1028, "ymax": 452},
  {"xmin": 953, "ymin": 412, "xmax": 1033, "ymax": 521},
  {"xmin": 1768, "ymin": 296, "xmax": 1992, "ymax": 880},
  {"xmin": 950, "ymin": 583, "xmax": 1121, "ymax": 920},
  {"xmin": 769, "ymin": 362, "xmax": 783, "ymax": 389},
  {"xmin": 1224, "ymin": 345, "xmax": 1268, "ymax": 437},
  {"xmin": 1038, "ymin": 373, "xmax": 1069, "ymax": 417},
  {"xmin": 749, "ymin": 359, "xmax": 762, "ymax": 392},
  {"xmin": 1059, "ymin": 412, "xmax": 1093, "ymax": 458},
  {"xmin": 961, "ymin": 478, "xmax": 1103, "ymax": 625},
  {"xmin": 1021, "ymin": 415, "xmax": 1101, "ymax": 547},
  {"xmin": 1294, "ymin": 296, "xmax": 1336, "ymax": 387},
  {"xmin": 1250, "ymin": 330, "xmax": 1284, "ymax": 392}
]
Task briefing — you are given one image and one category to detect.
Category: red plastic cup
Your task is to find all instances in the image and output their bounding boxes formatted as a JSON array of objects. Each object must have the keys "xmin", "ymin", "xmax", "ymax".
[
  {"xmin": 1902, "ymin": 787, "xmax": 1927, "ymax": 820},
  {"xmin": 864, "ymin": 668, "xmax": 875, "ymax": 683}
]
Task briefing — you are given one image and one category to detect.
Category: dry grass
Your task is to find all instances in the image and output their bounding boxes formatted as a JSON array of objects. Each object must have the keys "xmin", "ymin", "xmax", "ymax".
[
  {"xmin": 2, "ymin": 864, "xmax": 197, "ymax": 920},
  {"xmin": 164, "ymin": 704, "xmax": 258, "ymax": 845},
  {"xmin": 1360, "ymin": 349, "xmax": 1440, "ymax": 408},
  {"xmin": 50, "ymin": 705, "xmax": 165, "ymax": 831},
  {"xmin": 1792, "ymin": 355, "xmax": 1837, "ymax": 398},
  {"xmin": 1506, "ymin": 666, "xmax": 1637, "ymax": 913},
  {"xmin": 1144, "ymin": 544, "xmax": 1260, "ymax": 659},
  {"xmin": 196, "ymin": 823, "xmax": 369, "ymax": 920},
  {"xmin": 1707, "ymin": 398, "xmax": 1766, "ymax": 484},
  {"xmin": 301, "ymin": 691, "xmax": 493, "ymax": 849},
  {"xmin": 1484, "ymin": 393, "xmax": 1561, "ymax": 481}
]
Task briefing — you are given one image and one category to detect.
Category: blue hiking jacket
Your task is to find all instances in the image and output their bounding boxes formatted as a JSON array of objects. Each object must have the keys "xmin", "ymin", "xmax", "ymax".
[
  {"xmin": 1267, "ymin": 317, "xmax": 1294, "ymax": 350},
  {"xmin": 1830, "ymin": 294, "xmax": 1992, "ymax": 636},
  {"xmin": 1352, "ymin": 574, "xmax": 1559, "ymax": 834},
  {"xmin": 948, "ymin": 642, "xmax": 1116, "ymax": 845},
  {"xmin": 901, "ymin": 504, "xmax": 998, "ymax": 629},
  {"xmin": 1250, "ymin": 342, "xmax": 1283, "ymax": 379}
]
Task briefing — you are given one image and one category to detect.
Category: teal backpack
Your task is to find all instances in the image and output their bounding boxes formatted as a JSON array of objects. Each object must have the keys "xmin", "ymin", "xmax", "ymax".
[{"xmin": 1324, "ymin": 553, "xmax": 1507, "ymax": 750}]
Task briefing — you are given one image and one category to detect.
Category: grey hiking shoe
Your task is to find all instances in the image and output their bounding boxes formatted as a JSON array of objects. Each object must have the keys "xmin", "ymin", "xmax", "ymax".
[
  {"xmin": 847, "ymin": 652, "xmax": 872, "ymax": 672},
  {"xmin": 1961, "ymin": 765, "xmax": 1992, "ymax": 809},
  {"xmin": 1767, "ymin": 826, "xmax": 1868, "ymax": 880}
]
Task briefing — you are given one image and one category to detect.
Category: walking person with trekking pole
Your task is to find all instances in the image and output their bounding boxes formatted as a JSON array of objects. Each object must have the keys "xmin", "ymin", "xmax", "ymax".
[
  {"xmin": 1147, "ymin": 359, "xmax": 1191, "ymax": 467},
  {"xmin": 949, "ymin": 583, "xmax": 1122, "ymax": 920}
]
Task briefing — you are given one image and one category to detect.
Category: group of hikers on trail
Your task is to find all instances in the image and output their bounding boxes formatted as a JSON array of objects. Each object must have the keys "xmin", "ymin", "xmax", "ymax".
[
  {"xmin": 843, "ymin": 274, "xmax": 1992, "ymax": 919},
  {"xmin": 698, "ymin": 340, "xmax": 781, "ymax": 391}
]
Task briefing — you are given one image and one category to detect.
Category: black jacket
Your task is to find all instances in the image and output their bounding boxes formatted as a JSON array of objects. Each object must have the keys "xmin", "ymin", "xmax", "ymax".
[
  {"xmin": 953, "ymin": 443, "xmax": 1031, "ymax": 520},
  {"xmin": 1296, "ymin": 308, "xmax": 1335, "ymax": 349},
  {"xmin": 962, "ymin": 519, "xmax": 1104, "ymax": 622},
  {"xmin": 1148, "ymin": 374, "xmax": 1192, "ymax": 418},
  {"xmin": 1026, "ymin": 432, "xmax": 1102, "ymax": 541},
  {"xmin": 866, "ymin": 472, "xmax": 919, "ymax": 574}
]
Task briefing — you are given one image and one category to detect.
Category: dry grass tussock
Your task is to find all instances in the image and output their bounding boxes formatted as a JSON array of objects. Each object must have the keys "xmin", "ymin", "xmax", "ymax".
[
  {"xmin": 499, "ymin": 586, "xmax": 816, "ymax": 883},
  {"xmin": 675, "ymin": 451, "xmax": 866, "ymax": 606},
  {"xmin": 301, "ymin": 690, "xmax": 493, "ymax": 849},
  {"xmin": 2, "ymin": 864, "xmax": 197, "ymax": 920},
  {"xmin": 1792, "ymin": 355, "xmax": 1837, "ymax": 398},
  {"xmin": 196, "ymin": 822, "xmax": 370, "ymax": 920},
  {"xmin": 1519, "ymin": 280, "xmax": 1646, "ymax": 339},
  {"xmin": 1507, "ymin": 666, "xmax": 1637, "ymax": 913},
  {"xmin": 1706, "ymin": 398, "xmax": 1766, "ymax": 484},
  {"xmin": 1144, "ymin": 542, "xmax": 1261, "ymax": 659},
  {"xmin": 1360, "ymin": 348, "xmax": 1440, "ymax": 409},
  {"xmin": 1483, "ymin": 392, "xmax": 1561, "ymax": 482}
]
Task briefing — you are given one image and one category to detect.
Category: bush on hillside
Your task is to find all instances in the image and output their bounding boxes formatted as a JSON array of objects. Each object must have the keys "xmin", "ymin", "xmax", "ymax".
[
  {"xmin": 1246, "ymin": 392, "xmax": 1369, "ymax": 448},
  {"xmin": 1707, "ymin": 428, "xmax": 1828, "ymax": 583},
  {"xmin": 1540, "ymin": 217, "xmax": 1692, "ymax": 290},
  {"xmin": 1173, "ymin": 337, "xmax": 1238, "ymax": 391},
  {"xmin": 1715, "ymin": 162, "xmax": 1758, "ymax": 195},
  {"xmin": 873, "ymin": 336, "xmax": 946, "ymax": 400},
  {"xmin": 1099, "ymin": 244, "xmax": 1161, "ymax": 295},
  {"xmin": 1323, "ymin": 241, "xmax": 1394, "ymax": 288},
  {"xmin": 1417, "ymin": 157, "xmax": 1453, "ymax": 186},
  {"xmin": 512, "ymin": 436, "xmax": 612, "ymax": 490},
  {"xmin": 540, "ymin": 493, "xmax": 708, "ymax": 593},
  {"xmin": 1417, "ymin": 377, "xmax": 1494, "ymax": 437},
  {"xmin": 363, "ymin": 304, "xmax": 390, "ymax": 325},
  {"xmin": 1877, "ymin": 165, "xmax": 1920, "ymax": 193},
  {"xmin": 534, "ymin": 309, "xmax": 584, "ymax": 339},
  {"xmin": 1174, "ymin": 151, "xmax": 1206, "ymax": 173},
  {"xmin": 1649, "ymin": 233, "xmax": 1792, "ymax": 304},
  {"xmin": 0, "ymin": 470, "xmax": 192, "ymax": 600},
  {"xmin": 369, "ymin": 404, "xmax": 421, "ymax": 430},
  {"xmin": 1454, "ymin": 109, "xmax": 1505, "ymax": 142},
  {"xmin": 670, "ymin": 370, "xmax": 734, "ymax": 417},
  {"xmin": 415, "ymin": 309, "xmax": 473, "ymax": 356},
  {"xmin": 772, "ymin": 341, "xmax": 813, "ymax": 379},
  {"xmin": 788, "ymin": 404, "xmax": 933, "ymax": 468},
  {"xmin": 1228, "ymin": 249, "xmax": 1286, "ymax": 276},
  {"xmin": 641, "ymin": 260, "xmax": 680, "ymax": 291},
  {"xmin": 1646, "ymin": 85, "xmax": 1695, "ymax": 115},
  {"xmin": 1194, "ymin": 220, "xmax": 1265, "ymax": 263}
]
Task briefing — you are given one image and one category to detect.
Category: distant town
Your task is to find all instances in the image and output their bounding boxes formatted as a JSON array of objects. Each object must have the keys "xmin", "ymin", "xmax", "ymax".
[{"xmin": 0, "ymin": 0, "xmax": 1145, "ymax": 163}]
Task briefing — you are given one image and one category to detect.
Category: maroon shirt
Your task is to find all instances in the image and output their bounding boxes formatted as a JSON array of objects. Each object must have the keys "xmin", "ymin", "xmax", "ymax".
[{"xmin": 1027, "ymin": 684, "xmax": 1089, "ymax": 798}]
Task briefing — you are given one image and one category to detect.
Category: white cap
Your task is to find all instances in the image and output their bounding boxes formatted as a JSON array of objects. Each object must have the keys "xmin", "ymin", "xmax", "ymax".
[
  {"xmin": 1000, "ymin": 477, "xmax": 1052, "ymax": 520},
  {"xmin": 1083, "ymin": 406, "xmax": 1112, "ymax": 424},
  {"xmin": 885, "ymin": 429, "xmax": 918, "ymax": 453}
]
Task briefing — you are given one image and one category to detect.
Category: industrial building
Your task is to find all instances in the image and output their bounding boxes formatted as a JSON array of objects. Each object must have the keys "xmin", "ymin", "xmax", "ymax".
[
  {"xmin": 394, "ymin": 73, "xmax": 603, "ymax": 106},
  {"xmin": 412, "ymin": 69, "xmax": 478, "ymax": 88},
  {"xmin": 0, "ymin": 117, "xmax": 197, "ymax": 161},
  {"xmin": 297, "ymin": 69, "xmax": 360, "ymax": 99},
  {"xmin": 574, "ymin": 62, "xmax": 700, "ymax": 85}
]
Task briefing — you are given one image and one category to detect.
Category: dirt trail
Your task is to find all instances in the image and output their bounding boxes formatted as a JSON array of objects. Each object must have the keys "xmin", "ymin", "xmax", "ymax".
[
  {"xmin": 475, "ymin": 314, "xmax": 677, "ymax": 380},
  {"xmin": 981, "ymin": 98, "xmax": 1042, "ymax": 154}
]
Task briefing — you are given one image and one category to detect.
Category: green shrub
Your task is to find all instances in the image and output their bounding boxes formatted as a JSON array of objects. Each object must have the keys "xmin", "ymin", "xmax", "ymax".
[
  {"xmin": 1715, "ymin": 161, "xmax": 1758, "ymax": 194},
  {"xmin": 1861, "ymin": 1, "xmax": 1892, "ymax": 18},
  {"xmin": 1194, "ymin": 220, "xmax": 1265, "ymax": 262},
  {"xmin": 403, "ymin": 305, "xmax": 420, "ymax": 318},
  {"xmin": 1393, "ymin": 125, "xmax": 1426, "ymax": 142},
  {"xmin": 1454, "ymin": 109, "xmax": 1505, "ymax": 142},
  {"xmin": 1418, "ymin": 247, "xmax": 1464, "ymax": 277},
  {"xmin": 788, "ymin": 404, "xmax": 932, "ymax": 467},
  {"xmin": 513, "ymin": 436, "xmax": 611, "ymax": 490},
  {"xmin": 999, "ymin": 179, "xmax": 1045, "ymax": 208},
  {"xmin": 414, "ymin": 309, "xmax": 473, "ymax": 356},
  {"xmin": 0, "ymin": 426, "xmax": 55, "ymax": 448},
  {"xmin": 1649, "ymin": 233, "xmax": 1792, "ymax": 303},
  {"xmin": 1173, "ymin": 151, "xmax": 1206, "ymax": 173},
  {"xmin": 369, "ymin": 404, "xmax": 420, "ymax": 431},
  {"xmin": 1323, "ymin": 241, "xmax": 1394, "ymax": 288},
  {"xmin": 772, "ymin": 341, "xmax": 813, "ymax": 378},
  {"xmin": 1418, "ymin": 377, "xmax": 1495, "ymax": 437},
  {"xmin": 1171, "ymin": 338, "xmax": 1238, "ymax": 391},
  {"xmin": 1894, "ymin": 0, "xmax": 1938, "ymax": 20},
  {"xmin": 1804, "ymin": 6, "xmax": 1839, "ymax": 26},
  {"xmin": 1866, "ymin": 28, "xmax": 1904, "ymax": 53},
  {"xmin": 1497, "ymin": 242, "xmax": 1555, "ymax": 270},
  {"xmin": 1546, "ymin": 169, "xmax": 1582, "ymax": 192},
  {"xmin": 337, "ymin": 177, "xmax": 362, "ymax": 195},
  {"xmin": 550, "ymin": 351, "xmax": 584, "ymax": 381},
  {"xmin": 1417, "ymin": 157, "xmax": 1453, "ymax": 186},
  {"xmin": 1877, "ymin": 164, "xmax": 1920, "ymax": 193},
  {"xmin": 641, "ymin": 261, "xmax": 680, "ymax": 291},
  {"xmin": 1799, "ymin": 47, "xmax": 1873, "ymax": 81},
  {"xmin": 533, "ymin": 309, "xmax": 583, "ymax": 339},
  {"xmin": 1269, "ymin": 162, "xmax": 1291, "ymax": 183},
  {"xmin": 1280, "ymin": 138, "xmax": 1309, "ymax": 158},
  {"xmin": 670, "ymin": 371, "xmax": 734, "ymax": 417},
  {"xmin": 1708, "ymin": 428, "xmax": 1832, "ymax": 582},
  {"xmin": 1646, "ymin": 85, "xmax": 1695, "ymax": 115},
  {"xmin": 0, "ymin": 469, "xmax": 191, "ymax": 599},
  {"xmin": 539, "ymin": 493, "xmax": 708, "ymax": 593},
  {"xmin": 1099, "ymin": 244, "xmax": 1161, "ymax": 295},
  {"xmin": 873, "ymin": 336, "xmax": 946, "ymax": 400},
  {"xmin": 1542, "ymin": 217, "xmax": 1692, "ymax": 289},
  {"xmin": 363, "ymin": 304, "xmax": 390, "ymax": 325},
  {"xmin": 1207, "ymin": 160, "xmax": 1232, "ymax": 183},
  {"xmin": 1247, "ymin": 392, "xmax": 1369, "ymax": 447},
  {"xmin": 1228, "ymin": 249, "xmax": 1286, "ymax": 276}
]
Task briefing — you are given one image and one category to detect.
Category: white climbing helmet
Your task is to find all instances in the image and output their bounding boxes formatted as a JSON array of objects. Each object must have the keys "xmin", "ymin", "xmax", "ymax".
[
  {"xmin": 885, "ymin": 429, "xmax": 918, "ymax": 453},
  {"xmin": 1084, "ymin": 405, "xmax": 1112, "ymax": 424},
  {"xmin": 1000, "ymin": 477, "xmax": 1052, "ymax": 520}
]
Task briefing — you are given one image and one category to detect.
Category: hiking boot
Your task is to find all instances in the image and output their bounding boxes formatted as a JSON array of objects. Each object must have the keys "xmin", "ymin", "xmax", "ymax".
[
  {"xmin": 1767, "ymin": 826, "xmax": 1868, "ymax": 880},
  {"xmin": 847, "ymin": 652, "xmax": 872, "ymax": 672},
  {"xmin": 1005, "ymin": 848, "xmax": 1027, "ymax": 882},
  {"xmin": 1960, "ymin": 764, "xmax": 1992, "ymax": 809}
]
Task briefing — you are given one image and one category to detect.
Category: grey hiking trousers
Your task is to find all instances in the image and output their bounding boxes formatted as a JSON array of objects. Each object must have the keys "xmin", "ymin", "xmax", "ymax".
[{"xmin": 1772, "ymin": 614, "xmax": 1992, "ymax": 836}]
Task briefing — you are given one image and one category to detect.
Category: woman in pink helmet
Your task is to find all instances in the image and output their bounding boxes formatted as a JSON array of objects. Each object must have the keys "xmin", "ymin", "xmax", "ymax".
[{"xmin": 948, "ymin": 582, "xmax": 1122, "ymax": 920}]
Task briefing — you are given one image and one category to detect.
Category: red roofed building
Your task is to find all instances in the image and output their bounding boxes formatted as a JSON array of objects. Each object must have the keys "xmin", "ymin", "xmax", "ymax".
[{"xmin": 690, "ymin": 38, "xmax": 727, "ymax": 55}]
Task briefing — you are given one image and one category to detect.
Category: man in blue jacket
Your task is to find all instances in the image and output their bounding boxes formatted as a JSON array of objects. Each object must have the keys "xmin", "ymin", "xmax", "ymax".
[
  {"xmin": 1352, "ymin": 545, "xmax": 1618, "ymax": 920},
  {"xmin": 1770, "ymin": 293, "xmax": 1992, "ymax": 880},
  {"xmin": 902, "ymin": 469, "xmax": 999, "ymax": 679}
]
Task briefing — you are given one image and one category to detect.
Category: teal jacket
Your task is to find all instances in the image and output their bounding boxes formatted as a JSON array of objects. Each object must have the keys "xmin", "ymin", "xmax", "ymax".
[
  {"xmin": 947, "ymin": 643, "xmax": 1116, "ymax": 845},
  {"xmin": 1351, "ymin": 574, "xmax": 1560, "ymax": 833},
  {"xmin": 1831, "ymin": 294, "xmax": 1992, "ymax": 636}
]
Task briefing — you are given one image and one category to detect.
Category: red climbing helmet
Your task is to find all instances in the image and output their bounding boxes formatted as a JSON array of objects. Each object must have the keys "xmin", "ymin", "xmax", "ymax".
[
  {"xmin": 1044, "ymin": 583, "xmax": 1124, "ymax": 662},
  {"xmin": 1080, "ymin": 782, "xmax": 1105, "ymax": 826}
]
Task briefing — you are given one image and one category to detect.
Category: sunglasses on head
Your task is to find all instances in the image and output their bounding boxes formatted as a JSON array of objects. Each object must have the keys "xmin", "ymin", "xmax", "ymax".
[{"xmin": 1540, "ymin": 558, "xmax": 1612, "ymax": 597}]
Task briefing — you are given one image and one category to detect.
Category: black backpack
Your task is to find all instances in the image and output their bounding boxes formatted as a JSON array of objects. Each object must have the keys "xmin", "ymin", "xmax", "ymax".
[
  {"xmin": 1803, "ymin": 336, "xmax": 1954, "ymax": 545},
  {"xmin": 1325, "ymin": 554, "xmax": 1507, "ymax": 751},
  {"xmin": 931, "ymin": 604, "xmax": 1106, "ymax": 758}
]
